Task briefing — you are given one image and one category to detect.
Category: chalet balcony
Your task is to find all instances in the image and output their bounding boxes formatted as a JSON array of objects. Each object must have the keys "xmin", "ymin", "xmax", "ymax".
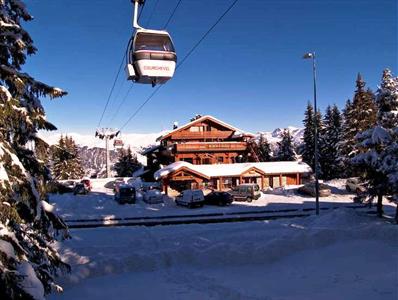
[
  {"xmin": 171, "ymin": 131, "xmax": 233, "ymax": 140},
  {"xmin": 176, "ymin": 142, "xmax": 247, "ymax": 152}
]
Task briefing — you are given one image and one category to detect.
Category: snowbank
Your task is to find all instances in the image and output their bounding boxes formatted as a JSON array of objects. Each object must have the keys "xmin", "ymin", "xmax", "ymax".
[{"xmin": 51, "ymin": 209, "xmax": 397, "ymax": 300}]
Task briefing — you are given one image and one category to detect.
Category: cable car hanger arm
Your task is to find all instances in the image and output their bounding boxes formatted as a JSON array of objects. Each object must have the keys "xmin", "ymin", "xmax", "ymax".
[{"xmin": 132, "ymin": 0, "xmax": 145, "ymax": 29}]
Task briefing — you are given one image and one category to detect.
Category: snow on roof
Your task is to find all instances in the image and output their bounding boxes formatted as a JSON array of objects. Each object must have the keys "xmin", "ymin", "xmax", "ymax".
[
  {"xmin": 141, "ymin": 145, "xmax": 161, "ymax": 155},
  {"xmin": 157, "ymin": 115, "xmax": 254, "ymax": 141},
  {"xmin": 155, "ymin": 161, "xmax": 312, "ymax": 180}
]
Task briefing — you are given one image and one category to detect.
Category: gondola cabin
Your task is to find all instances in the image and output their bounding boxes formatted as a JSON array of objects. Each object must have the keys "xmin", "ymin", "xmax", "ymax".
[
  {"xmin": 126, "ymin": 29, "xmax": 177, "ymax": 86},
  {"xmin": 114, "ymin": 139, "xmax": 124, "ymax": 149}
]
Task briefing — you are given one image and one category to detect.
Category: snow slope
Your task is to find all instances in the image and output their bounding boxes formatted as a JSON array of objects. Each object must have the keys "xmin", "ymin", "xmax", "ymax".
[{"xmin": 50, "ymin": 209, "xmax": 398, "ymax": 300}]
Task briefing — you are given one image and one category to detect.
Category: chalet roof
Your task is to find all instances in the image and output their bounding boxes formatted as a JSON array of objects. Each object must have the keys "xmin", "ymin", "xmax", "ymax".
[
  {"xmin": 154, "ymin": 161, "xmax": 312, "ymax": 180},
  {"xmin": 156, "ymin": 115, "xmax": 254, "ymax": 141}
]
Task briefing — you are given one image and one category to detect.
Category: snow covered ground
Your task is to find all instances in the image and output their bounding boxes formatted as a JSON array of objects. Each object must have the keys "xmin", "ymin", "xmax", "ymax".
[
  {"xmin": 50, "ymin": 209, "xmax": 398, "ymax": 300},
  {"xmin": 49, "ymin": 178, "xmax": 396, "ymax": 224}
]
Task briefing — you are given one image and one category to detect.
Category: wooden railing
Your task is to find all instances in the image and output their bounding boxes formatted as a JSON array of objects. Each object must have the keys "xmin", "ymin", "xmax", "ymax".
[
  {"xmin": 176, "ymin": 142, "xmax": 247, "ymax": 152},
  {"xmin": 171, "ymin": 131, "xmax": 233, "ymax": 140}
]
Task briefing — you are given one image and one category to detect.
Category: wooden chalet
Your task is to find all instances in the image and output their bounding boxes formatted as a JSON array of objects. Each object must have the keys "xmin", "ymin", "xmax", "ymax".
[
  {"xmin": 155, "ymin": 161, "xmax": 312, "ymax": 193},
  {"xmin": 145, "ymin": 115, "xmax": 257, "ymax": 168}
]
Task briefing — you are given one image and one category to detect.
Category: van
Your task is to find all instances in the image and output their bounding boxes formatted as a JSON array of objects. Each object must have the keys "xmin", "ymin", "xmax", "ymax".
[
  {"xmin": 229, "ymin": 184, "xmax": 261, "ymax": 202},
  {"xmin": 175, "ymin": 189, "xmax": 205, "ymax": 208}
]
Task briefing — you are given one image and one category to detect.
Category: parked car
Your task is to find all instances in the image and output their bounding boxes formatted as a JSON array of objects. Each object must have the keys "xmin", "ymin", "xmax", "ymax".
[
  {"xmin": 114, "ymin": 184, "xmax": 136, "ymax": 204},
  {"xmin": 141, "ymin": 182, "xmax": 161, "ymax": 192},
  {"xmin": 175, "ymin": 189, "xmax": 205, "ymax": 208},
  {"xmin": 80, "ymin": 178, "xmax": 92, "ymax": 191},
  {"xmin": 298, "ymin": 182, "xmax": 331, "ymax": 197},
  {"xmin": 229, "ymin": 184, "xmax": 261, "ymax": 202},
  {"xmin": 204, "ymin": 191, "xmax": 233, "ymax": 206},
  {"xmin": 113, "ymin": 178, "xmax": 126, "ymax": 192},
  {"xmin": 346, "ymin": 178, "xmax": 366, "ymax": 195},
  {"xmin": 143, "ymin": 189, "xmax": 163, "ymax": 204},
  {"xmin": 73, "ymin": 183, "xmax": 89, "ymax": 195}
]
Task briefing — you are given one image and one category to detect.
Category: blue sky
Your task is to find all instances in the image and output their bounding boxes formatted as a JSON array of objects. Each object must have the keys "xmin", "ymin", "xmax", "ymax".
[{"xmin": 24, "ymin": 0, "xmax": 397, "ymax": 134}]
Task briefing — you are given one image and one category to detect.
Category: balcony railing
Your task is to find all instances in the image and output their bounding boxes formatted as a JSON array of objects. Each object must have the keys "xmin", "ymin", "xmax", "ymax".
[
  {"xmin": 171, "ymin": 131, "xmax": 233, "ymax": 140},
  {"xmin": 176, "ymin": 142, "xmax": 247, "ymax": 152}
]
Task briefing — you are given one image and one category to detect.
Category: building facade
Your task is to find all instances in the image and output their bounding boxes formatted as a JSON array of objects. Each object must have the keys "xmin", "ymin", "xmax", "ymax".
[
  {"xmin": 145, "ymin": 115, "xmax": 258, "ymax": 168},
  {"xmin": 155, "ymin": 161, "xmax": 312, "ymax": 193}
]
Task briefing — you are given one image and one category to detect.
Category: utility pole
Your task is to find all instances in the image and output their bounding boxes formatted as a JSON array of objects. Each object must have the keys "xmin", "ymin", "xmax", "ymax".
[
  {"xmin": 95, "ymin": 128, "xmax": 120, "ymax": 178},
  {"xmin": 303, "ymin": 52, "xmax": 320, "ymax": 215}
]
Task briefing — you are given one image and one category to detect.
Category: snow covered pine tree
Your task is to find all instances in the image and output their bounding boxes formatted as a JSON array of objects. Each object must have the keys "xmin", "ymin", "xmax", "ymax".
[
  {"xmin": 352, "ymin": 69, "xmax": 398, "ymax": 221},
  {"xmin": 340, "ymin": 74, "xmax": 377, "ymax": 176},
  {"xmin": 114, "ymin": 147, "xmax": 142, "ymax": 177},
  {"xmin": 319, "ymin": 105, "xmax": 343, "ymax": 180},
  {"xmin": 276, "ymin": 129, "xmax": 296, "ymax": 161},
  {"xmin": 258, "ymin": 134, "xmax": 272, "ymax": 162},
  {"xmin": 52, "ymin": 135, "xmax": 84, "ymax": 180},
  {"xmin": 0, "ymin": 1, "xmax": 69, "ymax": 299},
  {"xmin": 302, "ymin": 103, "xmax": 322, "ymax": 172}
]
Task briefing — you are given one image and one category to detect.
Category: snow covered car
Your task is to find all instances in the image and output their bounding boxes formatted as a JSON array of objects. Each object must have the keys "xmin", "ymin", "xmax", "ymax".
[
  {"xmin": 345, "ymin": 178, "xmax": 366, "ymax": 195},
  {"xmin": 204, "ymin": 191, "xmax": 233, "ymax": 206},
  {"xmin": 73, "ymin": 183, "xmax": 89, "ymax": 195},
  {"xmin": 298, "ymin": 183, "xmax": 331, "ymax": 197},
  {"xmin": 114, "ymin": 185, "xmax": 136, "ymax": 204},
  {"xmin": 229, "ymin": 184, "xmax": 261, "ymax": 202},
  {"xmin": 175, "ymin": 189, "xmax": 205, "ymax": 208},
  {"xmin": 143, "ymin": 189, "xmax": 163, "ymax": 204}
]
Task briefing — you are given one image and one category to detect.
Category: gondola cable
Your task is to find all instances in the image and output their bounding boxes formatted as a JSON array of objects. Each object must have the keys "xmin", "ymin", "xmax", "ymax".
[
  {"xmin": 119, "ymin": 0, "xmax": 240, "ymax": 130},
  {"xmin": 163, "ymin": 0, "xmax": 183, "ymax": 29},
  {"xmin": 108, "ymin": 0, "xmax": 181, "ymax": 127},
  {"xmin": 97, "ymin": 3, "xmax": 146, "ymax": 128}
]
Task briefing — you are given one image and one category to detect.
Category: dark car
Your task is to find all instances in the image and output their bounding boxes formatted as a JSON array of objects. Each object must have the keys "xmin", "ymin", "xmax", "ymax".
[
  {"xmin": 114, "ymin": 185, "xmax": 136, "ymax": 204},
  {"xmin": 73, "ymin": 183, "xmax": 89, "ymax": 195},
  {"xmin": 204, "ymin": 191, "xmax": 233, "ymax": 206}
]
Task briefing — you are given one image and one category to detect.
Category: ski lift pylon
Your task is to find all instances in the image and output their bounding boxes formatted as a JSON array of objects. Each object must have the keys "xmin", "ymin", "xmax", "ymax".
[{"xmin": 126, "ymin": 0, "xmax": 177, "ymax": 87}]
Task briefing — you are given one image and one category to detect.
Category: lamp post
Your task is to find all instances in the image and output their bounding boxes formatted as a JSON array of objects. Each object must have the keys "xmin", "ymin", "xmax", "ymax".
[{"xmin": 303, "ymin": 52, "xmax": 320, "ymax": 215}]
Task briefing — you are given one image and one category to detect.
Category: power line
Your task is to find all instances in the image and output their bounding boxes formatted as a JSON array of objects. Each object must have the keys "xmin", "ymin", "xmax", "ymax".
[
  {"xmin": 145, "ymin": 0, "xmax": 160, "ymax": 28},
  {"xmin": 108, "ymin": 83, "xmax": 134, "ymax": 125},
  {"xmin": 97, "ymin": 54, "xmax": 125, "ymax": 128},
  {"xmin": 98, "ymin": 1, "xmax": 147, "ymax": 129},
  {"xmin": 120, "ymin": 85, "xmax": 162, "ymax": 130},
  {"xmin": 176, "ymin": 0, "xmax": 239, "ymax": 70},
  {"xmin": 119, "ymin": 0, "xmax": 240, "ymax": 130},
  {"xmin": 163, "ymin": 0, "xmax": 183, "ymax": 29}
]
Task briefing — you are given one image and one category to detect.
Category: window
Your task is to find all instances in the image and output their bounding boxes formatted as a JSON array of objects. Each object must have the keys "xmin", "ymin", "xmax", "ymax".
[
  {"xmin": 217, "ymin": 156, "xmax": 224, "ymax": 163},
  {"xmin": 202, "ymin": 158, "xmax": 211, "ymax": 164},
  {"xmin": 135, "ymin": 33, "xmax": 175, "ymax": 52}
]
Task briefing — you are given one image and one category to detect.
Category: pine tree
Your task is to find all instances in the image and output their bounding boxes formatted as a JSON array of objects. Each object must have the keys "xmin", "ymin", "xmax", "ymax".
[
  {"xmin": 340, "ymin": 74, "xmax": 377, "ymax": 175},
  {"xmin": 276, "ymin": 129, "xmax": 296, "ymax": 161},
  {"xmin": 302, "ymin": 103, "xmax": 322, "ymax": 171},
  {"xmin": 52, "ymin": 136, "xmax": 84, "ymax": 180},
  {"xmin": 319, "ymin": 105, "xmax": 343, "ymax": 179},
  {"xmin": 0, "ymin": 1, "xmax": 69, "ymax": 298},
  {"xmin": 114, "ymin": 147, "xmax": 142, "ymax": 177},
  {"xmin": 352, "ymin": 69, "xmax": 398, "ymax": 220},
  {"xmin": 258, "ymin": 134, "xmax": 272, "ymax": 161}
]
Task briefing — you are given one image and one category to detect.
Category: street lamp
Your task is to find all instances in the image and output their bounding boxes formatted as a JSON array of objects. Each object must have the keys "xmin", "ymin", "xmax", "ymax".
[{"xmin": 303, "ymin": 52, "xmax": 320, "ymax": 215}]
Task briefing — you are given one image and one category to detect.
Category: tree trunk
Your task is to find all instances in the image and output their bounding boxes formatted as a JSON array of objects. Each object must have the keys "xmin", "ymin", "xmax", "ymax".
[{"xmin": 377, "ymin": 194, "xmax": 383, "ymax": 218}]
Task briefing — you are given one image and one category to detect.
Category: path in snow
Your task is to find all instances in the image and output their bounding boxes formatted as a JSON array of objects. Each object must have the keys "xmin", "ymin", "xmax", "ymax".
[{"xmin": 50, "ymin": 209, "xmax": 398, "ymax": 300}]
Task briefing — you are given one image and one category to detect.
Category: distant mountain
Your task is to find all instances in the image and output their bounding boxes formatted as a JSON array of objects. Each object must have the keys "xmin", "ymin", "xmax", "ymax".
[{"xmin": 258, "ymin": 126, "xmax": 304, "ymax": 146}]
